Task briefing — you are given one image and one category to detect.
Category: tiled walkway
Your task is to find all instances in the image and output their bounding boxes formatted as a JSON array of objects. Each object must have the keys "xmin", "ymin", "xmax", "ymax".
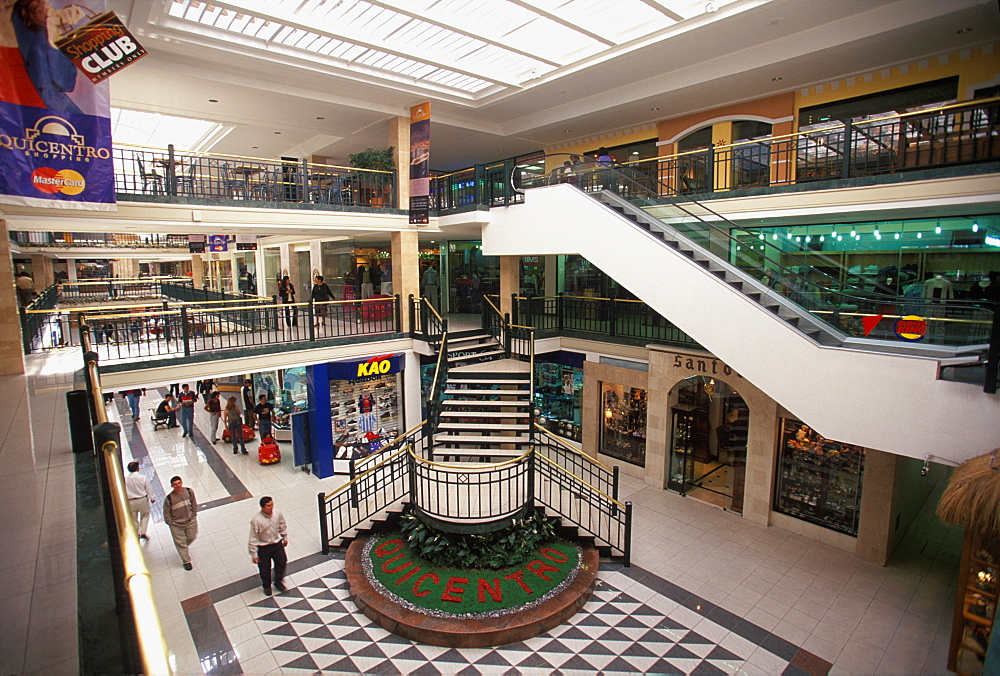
[{"xmin": 3, "ymin": 349, "xmax": 960, "ymax": 675}]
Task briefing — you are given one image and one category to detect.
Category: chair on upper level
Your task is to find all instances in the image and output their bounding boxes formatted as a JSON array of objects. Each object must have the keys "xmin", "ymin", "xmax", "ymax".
[
  {"xmin": 218, "ymin": 162, "xmax": 247, "ymax": 199},
  {"xmin": 136, "ymin": 158, "xmax": 163, "ymax": 194},
  {"xmin": 252, "ymin": 169, "xmax": 282, "ymax": 201},
  {"xmin": 173, "ymin": 159, "xmax": 199, "ymax": 195}
]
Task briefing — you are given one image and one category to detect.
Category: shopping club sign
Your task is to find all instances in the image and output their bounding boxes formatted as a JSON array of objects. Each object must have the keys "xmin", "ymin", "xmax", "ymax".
[{"xmin": 54, "ymin": 11, "xmax": 147, "ymax": 84}]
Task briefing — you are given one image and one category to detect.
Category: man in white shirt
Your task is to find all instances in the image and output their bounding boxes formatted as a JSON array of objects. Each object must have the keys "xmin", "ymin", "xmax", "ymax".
[
  {"xmin": 248, "ymin": 496, "xmax": 288, "ymax": 596},
  {"xmin": 124, "ymin": 461, "xmax": 154, "ymax": 541}
]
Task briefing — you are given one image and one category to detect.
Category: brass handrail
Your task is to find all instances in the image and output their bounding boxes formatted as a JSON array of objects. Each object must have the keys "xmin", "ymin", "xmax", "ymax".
[
  {"xmin": 81, "ymin": 333, "xmax": 172, "ymax": 675},
  {"xmin": 533, "ymin": 423, "xmax": 616, "ymax": 472},
  {"xmin": 420, "ymin": 295, "xmax": 444, "ymax": 323},
  {"xmin": 534, "ymin": 452, "xmax": 627, "ymax": 509}
]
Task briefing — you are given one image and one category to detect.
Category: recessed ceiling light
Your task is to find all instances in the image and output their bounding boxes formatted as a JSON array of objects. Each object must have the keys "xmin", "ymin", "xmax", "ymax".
[
  {"xmin": 252, "ymin": 146, "xmax": 259, "ymax": 149},
  {"xmin": 771, "ymin": 77, "xmax": 783, "ymax": 81},
  {"xmin": 208, "ymin": 99, "xmax": 218, "ymax": 103},
  {"xmin": 564, "ymin": 130, "xmax": 572, "ymax": 133},
  {"xmin": 316, "ymin": 116, "xmax": 325, "ymax": 120},
  {"xmin": 767, "ymin": 18, "xmax": 783, "ymax": 26},
  {"xmin": 957, "ymin": 27, "xmax": 972, "ymax": 34},
  {"xmin": 274, "ymin": 131, "xmax": 281, "ymax": 134},
  {"xmin": 651, "ymin": 107, "xmax": 660, "ymax": 111}
]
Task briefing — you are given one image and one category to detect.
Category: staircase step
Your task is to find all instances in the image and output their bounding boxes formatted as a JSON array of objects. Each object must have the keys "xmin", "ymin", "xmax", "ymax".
[
  {"xmin": 447, "ymin": 377, "xmax": 530, "ymax": 386},
  {"xmin": 438, "ymin": 422, "xmax": 530, "ymax": 431},
  {"xmin": 434, "ymin": 433, "xmax": 533, "ymax": 445},
  {"xmin": 439, "ymin": 410, "xmax": 529, "ymax": 418},
  {"xmin": 441, "ymin": 399, "xmax": 530, "ymax": 408},
  {"xmin": 443, "ymin": 388, "xmax": 531, "ymax": 397},
  {"xmin": 431, "ymin": 448, "xmax": 528, "ymax": 460}
]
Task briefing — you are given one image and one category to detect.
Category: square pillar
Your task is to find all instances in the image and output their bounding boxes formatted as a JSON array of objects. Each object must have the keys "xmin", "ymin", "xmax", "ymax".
[
  {"xmin": 30, "ymin": 254, "xmax": 54, "ymax": 288},
  {"xmin": 191, "ymin": 255, "xmax": 204, "ymax": 289},
  {"xmin": 391, "ymin": 230, "xmax": 418, "ymax": 332},
  {"xmin": 0, "ymin": 220, "xmax": 26, "ymax": 375},
  {"xmin": 388, "ymin": 115, "xmax": 410, "ymax": 210},
  {"xmin": 499, "ymin": 255, "xmax": 519, "ymax": 318}
]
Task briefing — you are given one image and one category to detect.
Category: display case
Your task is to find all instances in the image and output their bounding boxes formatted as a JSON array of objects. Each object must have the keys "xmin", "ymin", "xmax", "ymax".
[
  {"xmin": 329, "ymin": 373, "xmax": 402, "ymax": 473},
  {"xmin": 773, "ymin": 419, "xmax": 865, "ymax": 536},
  {"xmin": 534, "ymin": 363, "xmax": 582, "ymax": 441},
  {"xmin": 949, "ymin": 533, "xmax": 1000, "ymax": 675},
  {"xmin": 599, "ymin": 383, "xmax": 647, "ymax": 467}
]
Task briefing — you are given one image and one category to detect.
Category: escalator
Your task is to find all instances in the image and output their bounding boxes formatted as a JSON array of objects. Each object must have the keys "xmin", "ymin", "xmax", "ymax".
[{"xmin": 483, "ymin": 158, "xmax": 999, "ymax": 462}]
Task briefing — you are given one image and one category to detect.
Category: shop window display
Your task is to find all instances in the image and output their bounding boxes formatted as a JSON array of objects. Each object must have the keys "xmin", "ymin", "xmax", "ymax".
[
  {"xmin": 949, "ymin": 534, "xmax": 999, "ymax": 675},
  {"xmin": 773, "ymin": 419, "xmax": 865, "ymax": 536},
  {"xmin": 599, "ymin": 383, "xmax": 646, "ymax": 467},
  {"xmin": 329, "ymin": 373, "xmax": 401, "ymax": 465},
  {"xmin": 667, "ymin": 376, "xmax": 747, "ymax": 512},
  {"xmin": 534, "ymin": 363, "xmax": 582, "ymax": 441}
]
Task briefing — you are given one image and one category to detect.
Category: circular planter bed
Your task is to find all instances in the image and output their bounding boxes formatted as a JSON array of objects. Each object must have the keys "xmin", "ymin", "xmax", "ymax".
[{"xmin": 345, "ymin": 533, "xmax": 599, "ymax": 647}]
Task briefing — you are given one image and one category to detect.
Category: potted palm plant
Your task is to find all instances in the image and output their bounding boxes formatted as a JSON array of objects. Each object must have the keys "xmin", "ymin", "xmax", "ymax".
[{"xmin": 349, "ymin": 147, "xmax": 395, "ymax": 206}]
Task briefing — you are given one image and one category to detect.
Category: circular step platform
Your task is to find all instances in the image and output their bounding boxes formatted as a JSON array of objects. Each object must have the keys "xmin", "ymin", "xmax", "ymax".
[{"xmin": 345, "ymin": 535, "xmax": 599, "ymax": 648}]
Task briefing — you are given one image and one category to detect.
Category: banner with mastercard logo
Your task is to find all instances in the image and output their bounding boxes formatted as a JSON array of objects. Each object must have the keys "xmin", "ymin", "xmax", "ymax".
[{"xmin": 0, "ymin": 0, "xmax": 114, "ymax": 210}]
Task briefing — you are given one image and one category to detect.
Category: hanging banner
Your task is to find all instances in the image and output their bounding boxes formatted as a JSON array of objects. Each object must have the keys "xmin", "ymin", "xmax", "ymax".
[
  {"xmin": 409, "ymin": 101, "xmax": 430, "ymax": 225},
  {"xmin": 208, "ymin": 235, "xmax": 228, "ymax": 252},
  {"xmin": 0, "ymin": 0, "xmax": 115, "ymax": 210},
  {"xmin": 54, "ymin": 10, "xmax": 146, "ymax": 83}
]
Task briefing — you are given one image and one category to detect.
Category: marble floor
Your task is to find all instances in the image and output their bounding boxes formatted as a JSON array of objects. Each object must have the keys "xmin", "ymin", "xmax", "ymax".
[{"xmin": 0, "ymin": 347, "xmax": 962, "ymax": 675}]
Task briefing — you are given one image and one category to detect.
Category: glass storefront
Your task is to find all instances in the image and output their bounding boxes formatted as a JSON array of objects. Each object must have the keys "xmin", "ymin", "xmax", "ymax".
[
  {"xmin": 534, "ymin": 362, "xmax": 582, "ymax": 441},
  {"xmin": 738, "ymin": 214, "xmax": 1000, "ymax": 299},
  {"xmin": 773, "ymin": 419, "xmax": 865, "ymax": 536},
  {"xmin": 443, "ymin": 241, "xmax": 497, "ymax": 313},
  {"xmin": 667, "ymin": 376, "xmax": 748, "ymax": 513},
  {"xmin": 599, "ymin": 382, "xmax": 646, "ymax": 467}
]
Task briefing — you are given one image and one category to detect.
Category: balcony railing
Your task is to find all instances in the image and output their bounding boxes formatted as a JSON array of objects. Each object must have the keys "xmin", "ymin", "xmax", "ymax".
[
  {"xmin": 628, "ymin": 96, "xmax": 1000, "ymax": 196},
  {"xmin": 429, "ymin": 98, "xmax": 999, "ymax": 216},
  {"xmin": 113, "ymin": 145, "xmax": 396, "ymax": 210}
]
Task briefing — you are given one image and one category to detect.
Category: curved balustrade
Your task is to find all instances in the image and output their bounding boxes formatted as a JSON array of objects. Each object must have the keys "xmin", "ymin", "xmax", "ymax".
[{"xmin": 113, "ymin": 143, "xmax": 396, "ymax": 210}]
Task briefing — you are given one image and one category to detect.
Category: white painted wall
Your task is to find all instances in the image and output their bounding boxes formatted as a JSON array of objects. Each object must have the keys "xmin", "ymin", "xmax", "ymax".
[{"xmin": 483, "ymin": 185, "xmax": 1000, "ymax": 464}]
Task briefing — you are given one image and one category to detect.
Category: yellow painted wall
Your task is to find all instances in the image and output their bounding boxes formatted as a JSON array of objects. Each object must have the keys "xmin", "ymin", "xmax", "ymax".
[{"xmin": 794, "ymin": 41, "xmax": 999, "ymax": 110}]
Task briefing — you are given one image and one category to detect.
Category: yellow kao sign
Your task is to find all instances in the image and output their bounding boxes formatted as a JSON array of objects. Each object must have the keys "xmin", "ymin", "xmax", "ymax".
[{"xmin": 357, "ymin": 358, "xmax": 393, "ymax": 377}]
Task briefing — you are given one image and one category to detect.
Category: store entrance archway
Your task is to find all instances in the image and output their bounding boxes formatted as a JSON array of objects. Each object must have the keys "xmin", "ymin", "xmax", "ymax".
[{"xmin": 667, "ymin": 376, "xmax": 748, "ymax": 513}]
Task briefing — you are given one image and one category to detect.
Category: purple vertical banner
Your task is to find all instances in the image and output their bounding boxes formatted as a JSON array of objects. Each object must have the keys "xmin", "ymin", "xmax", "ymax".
[
  {"xmin": 409, "ymin": 101, "xmax": 430, "ymax": 225},
  {"xmin": 0, "ymin": 0, "xmax": 114, "ymax": 210}
]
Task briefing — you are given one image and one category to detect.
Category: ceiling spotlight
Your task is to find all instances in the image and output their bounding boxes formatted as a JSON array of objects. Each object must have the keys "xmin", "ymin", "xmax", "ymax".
[
  {"xmin": 771, "ymin": 77, "xmax": 782, "ymax": 81},
  {"xmin": 208, "ymin": 99, "xmax": 218, "ymax": 103},
  {"xmin": 564, "ymin": 130, "xmax": 572, "ymax": 133},
  {"xmin": 316, "ymin": 116, "xmax": 325, "ymax": 120},
  {"xmin": 274, "ymin": 131, "xmax": 281, "ymax": 134},
  {"xmin": 252, "ymin": 146, "xmax": 259, "ymax": 149},
  {"xmin": 957, "ymin": 27, "xmax": 972, "ymax": 34},
  {"xmin": 705, "ymin": 2, "xmax": 717, "ymax": 13},
  {"xmin": 651, "ymin": 107, "xmax": 660, "ymax": 111}
]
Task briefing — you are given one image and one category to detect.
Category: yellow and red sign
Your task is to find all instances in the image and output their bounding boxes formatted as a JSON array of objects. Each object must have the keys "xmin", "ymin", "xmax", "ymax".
[{"xmin": 894, "ymin": 315, "xmax": 927, "ymax": 342}]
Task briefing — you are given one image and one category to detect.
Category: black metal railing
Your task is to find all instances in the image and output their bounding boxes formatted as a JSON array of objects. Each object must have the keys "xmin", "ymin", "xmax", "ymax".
[
  {"xmin": 80, "ymin": 296, "xmax": 400, "ymax": 363},
  {"xmin": 533, "ymin": 425, "xmax": 619, "ymax": 501},
  {"xmin": 113, "ymin": 144, "xmax": 396, "ymax": 209},
  {"xmin": 319, "ymin": 433, "xmax": 632, "ymax": 563},
  {"xmin": 409, "ymin": 294, "xmax": 447, "ymax": 341},
  {"xmin": 10, "ymin": 231, "xmax": 189, "ymax": 248},
  {"xmin": 514, "ymin": 293, "xmax": 702, "ymax": 349},
  {"xmin": 425, "ymin": 332, "xmax": 450, "ymax": 433}
]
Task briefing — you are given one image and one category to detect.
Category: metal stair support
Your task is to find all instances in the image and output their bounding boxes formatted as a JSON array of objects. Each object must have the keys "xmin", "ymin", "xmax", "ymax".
[{"xmin": 483, "ymin": 182, "xmax": 1000, "ymax": 462}]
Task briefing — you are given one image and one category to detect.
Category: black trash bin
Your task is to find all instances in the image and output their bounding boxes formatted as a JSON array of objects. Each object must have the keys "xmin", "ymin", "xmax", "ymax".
[{"xmin": 66, "ymin": 390, "xmax": 93, "ymax": 453}]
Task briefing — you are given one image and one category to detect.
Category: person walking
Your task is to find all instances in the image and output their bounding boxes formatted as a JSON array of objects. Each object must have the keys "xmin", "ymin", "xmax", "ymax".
[
  {"xmin": 278, "ymin": 275, "xmax": 296, "ymax": 327},
  {"xmin": 241, "ymin": 379, "xmax": 255, "ymax": 427},
  {"xmin": 248, "ymin": 496, "xmax": 288, "ymax": 596},
  {"xmin": 163, "ymin": 476, "xmax": 198, "ymax": 570},
  {"xmin": 225, "ymin": 396, "xmax": 247, "ymax": 455},
  {"xmin": 15, "ymin": 271, "xmax": 35, "ymax": 307},
  {"xmin": 204, "ymin": 391, "xmax": 222, "ymax": 443},
  {"xmin": 177, "ymin": 383, "xmax": 198, "ymax": 438},
  {"xmin": 254, "ymin": 394, "xmax": 274, "ymax": 440},
  {"xmin": 125, "ymin": 461, "xmax": 154, "ymax": 541},
  {"xmin": 122, "ymin": 388, "xmax": 142, "ymax": 421},
  {"xmin": 310, "ymin": 275, "xmax": 336, "ymax": 328}
]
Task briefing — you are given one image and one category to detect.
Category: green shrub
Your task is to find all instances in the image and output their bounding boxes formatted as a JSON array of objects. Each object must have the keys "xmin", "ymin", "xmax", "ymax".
[{"xmin": 399, "ymin": 508, "xmax": 557, "ymax": 570}]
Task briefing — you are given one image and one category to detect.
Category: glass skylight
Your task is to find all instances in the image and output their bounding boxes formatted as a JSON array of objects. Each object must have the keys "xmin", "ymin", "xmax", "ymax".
[
  {"xmin": 165, "ymin": 0, "xmax": 754, "ymax": 98},
  {"xmin": 110, "ymin": 108, "xmax": 226, "ymax": 151}
]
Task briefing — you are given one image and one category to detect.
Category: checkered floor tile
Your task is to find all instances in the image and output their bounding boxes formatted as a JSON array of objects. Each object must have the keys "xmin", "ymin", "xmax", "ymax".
[{"xmin": 219, "ymin": 560, "xmax": 782, "ymax": 674}]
